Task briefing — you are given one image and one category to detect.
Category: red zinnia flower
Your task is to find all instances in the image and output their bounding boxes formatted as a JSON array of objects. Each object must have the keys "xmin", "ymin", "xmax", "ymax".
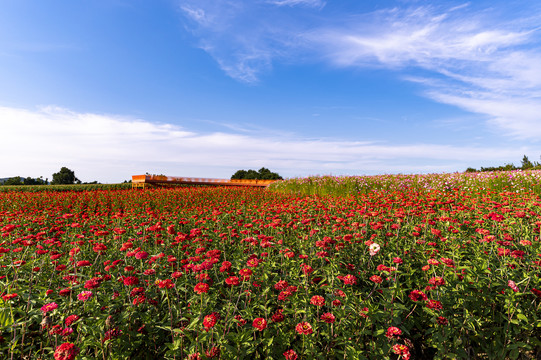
[
  {"xmin": 295, "ymin": 321, "xmax": 313, "ymax": 335},
  {"xmin": 203, "ymin": 313, "xmax": 218, "ymax": 331},
  {"xmin": 2, "ymin": 293, "xmax": 18, "ymax": 301},
  {"xmin": 225, "ymin": 276, "xmax": 240, "ymax": 286},
  {"xmin": 370, "ymin": 275, "xmax": 383, "ymax": 284},
  {"xmin": 65, "ymin": 315, "xmax": 80, "ymax": 327},
  {"xmin": 341, "ymin": 274, "xmax": 357, "ymax": 285},
  {"xmin": 194, "ymin": 282, "xmax": 210, "ymax": 294},
  {"xmin": 135, "ymin": 251, "xmax": 148, "ymax": 260},
  {"xmin": 122, "ymin": 276, "xmax": 139, "ymax": 286},
  {"xmin": 252, "ymin": 317, "xmax": 267, "ymax": 331},
  {"xmin": 320, "ymin": 312, "xmax": 335, "ymax": 323},
  {"xmin": 426, "ymin": 300, "xmax": 443, "ymax": 310},
  {"xmin": 76, "ymin": 260, "xmax": 91, "ymax": 267},
  {"xmin": 437, "ymin": 316, "xmax": 449, "ymax": 325},
  {"xmin": 274, "ymin": 280, "xmax": 289, "ymax": 290},
  {"xmin": 54, "ymin": 342, "xmax": 80, "ymax": 360},
  {"xmin": 386, "ymin": 326, "xmax": 402, "ymax": 339},
  {"xmin": 157, "ymin": 279, "xmax": 175, "ymax": 289},
  {"xmin": 409, "ymin": 290, "xmax": 428, "ymax": 302},
  {"xmin": 246, "ymin": 258, "xmax": 259, "ymax": 268},
  {"xmin": 271, "ymin": 309, "xmax": 285, "ymax": 323},
  {"xmin": 531, "ymin": 288, "xmax": 541, "ymax": 297},
  {"xmin": 239, "ymin": 268, "xmax": 253, "ymax": 280},
  {"xmin": 392, "ymin": 344, "xmax": 410, "ymax": 358},
  {"xmin": 283, "ymin": 349, "xmax": 298, "ymax": 360},
  {"xmin": 428, "ymin": 276, "xmax": 445, "ymax": 287},
  {"xmin": 310, "ymin": 295, "xmax": 325, "ymax": 306}
]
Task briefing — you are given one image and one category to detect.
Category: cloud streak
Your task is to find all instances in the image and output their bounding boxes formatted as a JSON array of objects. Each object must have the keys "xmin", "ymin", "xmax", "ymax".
[
  {"xmin": 0, "ymin": 106, "xmax": 529, "ymax": 182},
  {"xmin": 178, "ymin": 1, "xmax": 541, "ymax": 139}
]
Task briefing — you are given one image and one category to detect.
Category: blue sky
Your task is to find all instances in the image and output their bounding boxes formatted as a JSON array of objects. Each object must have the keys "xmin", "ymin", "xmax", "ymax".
[{"xmin": 1, "ymin": 0, "xmax": 541, "ymax": 183}]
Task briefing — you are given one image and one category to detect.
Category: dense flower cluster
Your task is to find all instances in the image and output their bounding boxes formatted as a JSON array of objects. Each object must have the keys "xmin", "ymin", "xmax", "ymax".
[{"xmin": 1, "ymin": 179, "xmax": 541, "ymax": 359}]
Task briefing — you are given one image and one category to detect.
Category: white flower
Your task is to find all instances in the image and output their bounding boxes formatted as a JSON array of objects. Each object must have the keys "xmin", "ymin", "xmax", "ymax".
[{"xmin": 369, "ymin": 243, "xmax": 380, "ymax": 256}]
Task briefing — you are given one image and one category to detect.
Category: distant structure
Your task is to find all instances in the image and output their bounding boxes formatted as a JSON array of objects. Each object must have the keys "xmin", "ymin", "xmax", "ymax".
[{"xmin": 132, "ymin": 174, "xmax": 277, "ymax": 189}]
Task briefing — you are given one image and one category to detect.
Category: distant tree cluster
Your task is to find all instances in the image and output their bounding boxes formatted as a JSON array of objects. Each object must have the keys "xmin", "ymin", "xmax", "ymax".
[
  {"xmin": 1, "ymin": 176, "xmax": 48, "ymax": 186},
  {"xmin": 466, "ymin": 155, "xmax": 541, "ymax": 173},
  {"xmin": 1, "ymin": 167, "xmax": 101, "ymax": 186},
  {"xmin": 231, "ymin": 167, "xmax": 282, "ymax": 180}
]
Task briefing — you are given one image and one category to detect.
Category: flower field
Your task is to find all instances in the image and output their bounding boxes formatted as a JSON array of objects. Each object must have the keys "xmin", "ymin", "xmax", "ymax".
[{"xmin": 1, "ymin": 174, "xmax": 541, "ymax": 359}]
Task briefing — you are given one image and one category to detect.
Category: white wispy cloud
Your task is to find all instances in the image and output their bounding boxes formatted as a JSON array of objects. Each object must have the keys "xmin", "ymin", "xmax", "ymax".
[
  {"xmin": 178, "ymin": 1, "xmax": 541, "ymax": 139},
  {"xmin": 0, "ymin": 105, "xmax": 530, "ymax": 182},
  {"xmin": 265, "ymin": 0, "xmax": 325, "ymax": 8}
]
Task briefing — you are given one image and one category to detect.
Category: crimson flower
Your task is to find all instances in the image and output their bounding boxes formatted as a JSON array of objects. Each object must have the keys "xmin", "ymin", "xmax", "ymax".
[
  {"xmin": 65, "ymin": 315, "xmax": 80, "ymax": 327},
  {"xmin": 392, "ymin": 344, "xmax": 410, "ymax": 359},
  {"xmin": 426, "ymin": 300, "xmax": 443, "ymax": 310},
  {"xmin": 194, "ymin": 282, "xmax": 210, "ymax": 294},
  {"xmin": 310, "ymin": 295, "xmax": 325, "ymax": 306},
  {"xmin": 252, "ymin": 317, "xmax": 267, "ymax": 331},
  {"xmin": 225, "ymin": 276, "xmax": 240, "ymax": 286},
  {"xmin": 283, "ymin": 349, "xmax": 298, "ymax": 360},
  {"xmin": 54, "ymin": 342, "xmax": 80, "ymax": 360},
  {"xmin": 274, "ymin": 280, "xmax": 289, "ymax": 290},
  {"xmin": 437, "ymin": 316, "xmax": 449, "ymax": 325},
  {"xmin": 295, "ymin": 321, "xmax": 313, "ymax": 335},
  {"xmin": 428, "ymin": 276, "xmax": 445, "ymax": 287},
  {"xmin": 320, "ymin": 312, "xmax": 336, "ymax": 323},
  {"xmin": 203, "ymin": 313, "xmax": 218, "ymax": 331},
  {"xmin": 409, "ymin": 290, "xmax": 428, "ymax": 302},
  {"xmin": 385, "ymin": 326, "xmax": 402, "ymax": 339},
  {"xmin": 271, "ymin": 309, "xmax": 285, "ymax": 323}
]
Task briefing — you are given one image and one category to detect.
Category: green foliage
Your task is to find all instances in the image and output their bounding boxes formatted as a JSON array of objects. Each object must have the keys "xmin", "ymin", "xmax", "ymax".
[
  {"xmin": 1, "ymin": 176, "xmax": 47, "ymax": 186},
  {"xmin": 467, "ymin": 155, "xmax": 541, "ymax": 172},
  {"xmin": 51, "ymin": 167, "xmax": 80, "ymax": 185},
  {"xmin": 2, "ymin": 176, "xmax": 23, "ymax": 185},
  {"xmin": 231, "ymin": 167, "xmax": 282, "ymax": 180}
]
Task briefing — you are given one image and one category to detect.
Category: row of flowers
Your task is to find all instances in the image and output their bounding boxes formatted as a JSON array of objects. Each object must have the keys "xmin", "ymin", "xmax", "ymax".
[{"xmin": 1, "ymin": 183, "xmax": 541, "ymax": 359}]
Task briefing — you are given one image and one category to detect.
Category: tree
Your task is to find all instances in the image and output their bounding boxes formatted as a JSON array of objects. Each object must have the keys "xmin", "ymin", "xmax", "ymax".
[
  {"xmin": 23, "ymin": 176, "xmax": 47, "ymax": 185},
  {"xmin": 521, "ymin": 155, "xmax": 533, "ymax": 170},
  {"xmin": 231, "ymin": 168, "xmax": 282, "ymax": 180},
  {"xmin": 51, "ymin": 167, "xmax": 80, "ymax": 185},
  {"xmin": 3, "ymin": 176, "xmax": 23, "ymax": 185}
]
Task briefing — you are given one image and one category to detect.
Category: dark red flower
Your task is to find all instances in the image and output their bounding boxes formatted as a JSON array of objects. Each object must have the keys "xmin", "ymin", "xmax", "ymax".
[
  {"xmin": 320, "ymin": 312, "xmax": 335, "ymax": 323},
  {"xmin": 54, "ymin": 342, "xmax": 80, "ymax": 360},
  {"xmin": 409, "ymin": 290, "xmax": 428, "ymax": 302},
  {"xmin": 283, "ymin": 349, "xmax": 298, "ymax": 360}
]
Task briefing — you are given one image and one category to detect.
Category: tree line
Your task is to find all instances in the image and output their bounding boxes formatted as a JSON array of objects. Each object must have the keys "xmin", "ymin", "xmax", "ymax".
[
  {"xmin": 1, "ymin": 167, "xmax": 89, "ymax": 186},
  {"xmin": 466, "ymin": 155, "xmax": 541, "ymax": 173}
]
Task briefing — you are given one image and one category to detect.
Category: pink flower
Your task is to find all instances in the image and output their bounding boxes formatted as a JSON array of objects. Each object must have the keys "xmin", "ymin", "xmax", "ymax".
[
  {"xmin": 508, "ymin": 280, "xmax": 519, "ymax": 292},
  {"xmin": 41, "ymin": 302, "xmax": 58, "ymax": 313},
  {"xmin": 77, "ymin": 291, "xmax": 93, "ymax": 302}
]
